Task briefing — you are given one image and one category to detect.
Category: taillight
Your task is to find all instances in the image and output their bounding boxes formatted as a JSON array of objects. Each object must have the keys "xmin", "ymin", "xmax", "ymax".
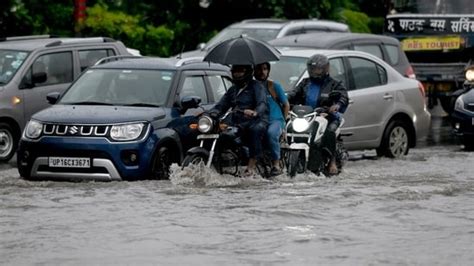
[
  {"xmin": 406, "ymin": 65, "xmax": 416, "ymax": 79},
  {"xmin": 417, "ymin": 81, "xmax": 425, "ymax": 98}
]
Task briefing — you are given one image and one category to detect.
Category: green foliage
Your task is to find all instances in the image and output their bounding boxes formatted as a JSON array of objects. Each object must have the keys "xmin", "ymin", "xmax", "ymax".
[
  {"xmin": 83, "ymin": 4, "xmax": 174, "ymax": 56},
  {"xmin": 338, "ymin": 9, "xmax": 371, "ymax": 33}
]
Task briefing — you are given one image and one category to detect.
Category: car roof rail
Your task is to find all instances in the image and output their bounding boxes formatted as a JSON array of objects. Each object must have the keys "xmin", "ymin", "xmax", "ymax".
[
  {"xmin": 175, "ymin": 57, "xmax": 205, "ymax": 67},
  {"xmin": 45, "ymin": 37, "xmax": 117, "ymax": 47},
  {"xmin": 0, "ymin": 35, "xmax": 56, "ymax": 42},
  {"xmin": 240, "ymin": 18, "xmax": 287, "ymax": 24},
  {"xmin": 94, "ymin": 55, "xmax": 143, "ymax": 66}
]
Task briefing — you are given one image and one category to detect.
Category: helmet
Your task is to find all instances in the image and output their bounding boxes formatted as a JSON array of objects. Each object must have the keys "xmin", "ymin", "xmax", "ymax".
[
  {"xmin": 254, "ymin": 62, "xmax": 271, "ymax": 82},
  {"xmin": 307, "ymin": 54, "xmax": 329, "ymax": 82},
  {"xmin": 231, "ymin": 64, "xmax": 253, "ymax": 87}
]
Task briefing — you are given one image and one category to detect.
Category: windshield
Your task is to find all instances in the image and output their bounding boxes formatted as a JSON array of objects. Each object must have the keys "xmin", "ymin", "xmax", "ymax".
[
  {"xmin": 0, "ymin": 50, "xmax": 29, "ymax": 85},
  {"xmin": 269, "ymin": 56, "xmax": 308, "ymax": 91},
  {"xmin": 60, "ymin": 69, "xmax": 175, "ymax": 106},
  {"xmin": 206, "ymin": 28, "xmax": 280, "ymax": 49}
]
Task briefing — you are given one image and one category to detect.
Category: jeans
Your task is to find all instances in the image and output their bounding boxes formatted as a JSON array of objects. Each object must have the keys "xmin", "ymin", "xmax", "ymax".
[
  {"xmin": 266, "ymin": 120, "xmax": 283, "ymax": 160},
  {"xmin": 242, "ymin": 121, "xmax": 267, "ymax": 158}
]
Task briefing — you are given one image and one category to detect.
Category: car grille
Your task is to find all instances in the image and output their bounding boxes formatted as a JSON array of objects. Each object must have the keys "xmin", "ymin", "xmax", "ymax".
[
  {"xmin": 42, "ymin": 124, "xmax": 110, "ymax": 137},
  {"xmin": 465, "ymin": 103, "xmax": 474, "ymax": 113}
]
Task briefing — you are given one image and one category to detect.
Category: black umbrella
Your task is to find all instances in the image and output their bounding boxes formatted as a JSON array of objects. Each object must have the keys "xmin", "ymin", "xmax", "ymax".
[{"xmin": 203, "ymin": 35, "xmax": 280, "ymax": 65}]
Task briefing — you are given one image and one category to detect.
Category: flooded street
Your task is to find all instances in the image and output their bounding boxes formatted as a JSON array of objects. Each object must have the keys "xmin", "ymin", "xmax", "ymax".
[{"xmin": 1, "ymin": 115, "xmax": 473, "ymax": 265}]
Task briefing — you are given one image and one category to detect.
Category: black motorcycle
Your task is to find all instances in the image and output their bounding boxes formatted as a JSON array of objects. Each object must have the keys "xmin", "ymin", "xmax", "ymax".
[
  {"xmin": 283, "ymin": 105, "xmax": 349, "ymax": 177},
  {"xmin": 182, "ymin": 110, "xmax": 276, "ymax": 178}
]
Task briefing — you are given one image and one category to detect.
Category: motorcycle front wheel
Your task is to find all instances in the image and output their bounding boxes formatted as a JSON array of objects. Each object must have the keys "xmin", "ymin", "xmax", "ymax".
[
  {"xmin": 287, "ymin": 150, "xmax": 306, "ymax": 177},
  {"xmin": 182, "ymin": 153, "xmax": 209, "ymax": 169}
]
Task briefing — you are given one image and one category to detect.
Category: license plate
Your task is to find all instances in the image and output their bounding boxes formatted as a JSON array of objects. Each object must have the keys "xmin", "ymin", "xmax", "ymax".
[{"xmin": 48, "ymin": 157, "xmax": 91, "ymax": 168}]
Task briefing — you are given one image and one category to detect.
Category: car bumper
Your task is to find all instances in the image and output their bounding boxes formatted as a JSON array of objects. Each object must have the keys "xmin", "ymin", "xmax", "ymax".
[
  {"xmin": 451, "ymin": 111, "xmax": 474, "ymax": 136},
  {"xmin": 17, "ymin": 136, "xmax": 157, "ymax": 181},
  {"xmin": 414, "ymin": 108, "xmax": 432, "ymax": 142}
]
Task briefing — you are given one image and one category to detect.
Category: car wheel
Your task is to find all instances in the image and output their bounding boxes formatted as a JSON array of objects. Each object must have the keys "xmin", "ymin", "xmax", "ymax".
[
  {"xmin": 377, "ymin": 120, "xmax": 410, "ymax": 158},
  {"xmin": 0, "ymin": 123, "xmax": 17, "ymax": 163},
  {"xmin": 151, "ymin": 146, "xmax": 172, "ymax": 179},
  {"xmin": 462, "ymin": 136, "xmax": 474, "ymax": 151}
]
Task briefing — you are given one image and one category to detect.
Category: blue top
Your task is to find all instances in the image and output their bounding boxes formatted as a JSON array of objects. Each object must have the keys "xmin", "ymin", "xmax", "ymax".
[
  {"xmin": 305, "ymin": 82, "xmax": 320, "ymax": 108},
  {"xmin": 262, "ymin": 80, "xmax": 288, "ymax": 128}
]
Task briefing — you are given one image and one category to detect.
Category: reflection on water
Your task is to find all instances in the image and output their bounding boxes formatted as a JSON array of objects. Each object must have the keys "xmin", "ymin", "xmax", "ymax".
[{"xmin": 1, "ymin": 145, "xmax": 473, "ymax": 265}]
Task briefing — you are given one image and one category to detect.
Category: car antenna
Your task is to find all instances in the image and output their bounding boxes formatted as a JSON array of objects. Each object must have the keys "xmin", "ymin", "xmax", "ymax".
[{"xmin": 177, "ymin": 45, "xmax": 185, "ymax": 59}]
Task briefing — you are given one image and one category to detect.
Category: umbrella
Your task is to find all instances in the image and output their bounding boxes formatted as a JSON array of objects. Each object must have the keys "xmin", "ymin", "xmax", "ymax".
[{"xmin": 203, "ymin": 35, "xmax": 280, "ymax": 66}]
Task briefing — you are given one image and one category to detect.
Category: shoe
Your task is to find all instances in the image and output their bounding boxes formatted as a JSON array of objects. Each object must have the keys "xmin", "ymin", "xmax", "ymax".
[{"xmin": 270, "ymin": 166, "xmax": 282, "ymax": 176}]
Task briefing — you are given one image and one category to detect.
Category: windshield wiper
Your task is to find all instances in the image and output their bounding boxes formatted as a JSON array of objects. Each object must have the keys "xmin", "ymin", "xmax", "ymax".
[
  {"xmin": 64, "ymin": 101, "xmax": 114, "ymax": 106},
  {"xmin": 122, "ymin": 103, "xmax": 161, "ymax": 107}
]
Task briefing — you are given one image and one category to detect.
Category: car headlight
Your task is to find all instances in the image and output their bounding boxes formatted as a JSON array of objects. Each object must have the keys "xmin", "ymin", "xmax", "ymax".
[
  {"xmin": 198, "ymin": 116, "xmax": 213, "ymax": 133},
  {"xmin": 110, "ymin": 123, "xmax": 145, "ymax": 141},
  {"xmin": 292, "ymin": 118, "xmax": 310, "ymax": 133},
  {"xmin": 24, "ymin": 120, "xmax": 43, "ymax": 139},
  {"xmin": 454, "ymin": 96, "xmax": 465, "ymax": 112},
  {"xmin": 465, "ymin": 68, "xmax": 474, "ymax": 82}
]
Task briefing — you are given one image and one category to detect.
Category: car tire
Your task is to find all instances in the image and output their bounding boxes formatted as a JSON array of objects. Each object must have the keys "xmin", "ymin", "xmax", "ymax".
[
  {"xmin": 151, "ymin": 146, "xmax": 172, "ymax": 179},
  {"xmin": 377, "ymin": 120, "xmax": 410, "ymax": 158},
  {"xmin": 0, "ymin": 122, "xmax": 18, "ymax": 163}
]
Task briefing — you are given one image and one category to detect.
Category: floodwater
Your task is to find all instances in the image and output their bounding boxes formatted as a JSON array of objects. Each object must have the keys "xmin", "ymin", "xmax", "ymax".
[{"xmin": 1, "ymin": 113, "xmax": 473, "ymax": 265}]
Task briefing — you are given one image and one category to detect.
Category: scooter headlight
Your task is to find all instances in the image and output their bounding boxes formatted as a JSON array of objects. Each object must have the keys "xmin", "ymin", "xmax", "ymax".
[
  {"xmin": 198, "ymin": 116, "xmax": 213, "ymax": 133},
  {"xmin": 292, "ymin": 118, "xmax": 310, "ymax": 133},
  {"xmin": 24, "ymin": 120, "xmax": 43, "ymax": 139},
  {"xmin": 465, "ymin": 68, "xmax": 474, "ymax": 82},
  {"xmin": 110, "ymin": 123, "xmax": 145, "ymax": 141}
]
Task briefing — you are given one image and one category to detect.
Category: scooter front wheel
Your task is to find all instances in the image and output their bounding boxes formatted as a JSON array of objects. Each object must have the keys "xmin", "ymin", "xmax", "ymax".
[{"xmin": 287, "ymin": 150, "xmax": 305, "ymax": 177}]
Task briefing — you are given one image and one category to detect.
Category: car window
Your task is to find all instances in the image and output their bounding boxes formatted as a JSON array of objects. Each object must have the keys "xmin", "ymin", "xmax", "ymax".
[
  {"xmin": 348, "ymin": 57, "xmax": 386, "ymax": 90},
  {"xmin": 208, "ymin": 75, "xmax": 231, "ymax": 102},
  {"xmin": 329, "ymin": 57, "xmax": 348, "ymax": 88},
  {"xmin": 384, "ymin": 44, "xmax": 400, "ymax": 65},
  {"xmin": 353, "ymin": 44, "xmax": 383, "ymax": 60},
  {"xmin": 79, "ymin": 49, "xmax": 115, "ymax": 72},
  {"xmin": 32, "ymin": 52, "xmax": 73, "ymax": 86},
  {"xmin": 180, "ymin": 76, "xmax": 208, "ymax": 104},
  {"xmin": 269, "ymin": 56, "xmax": 308, "ymax": 91}
]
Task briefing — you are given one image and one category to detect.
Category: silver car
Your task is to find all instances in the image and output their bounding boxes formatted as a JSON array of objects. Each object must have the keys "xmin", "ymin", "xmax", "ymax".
[{"xmin": 269, "ymin": 49, "xmax": 431, "ymax": 157}]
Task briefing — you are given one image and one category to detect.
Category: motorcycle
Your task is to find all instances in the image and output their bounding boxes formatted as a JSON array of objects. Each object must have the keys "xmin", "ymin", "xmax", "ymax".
[
  {"xmin": 182, "ymin": 110, "xmax": 276, "ymax": 178},
  {"xmin": 283, "ymin": 105, "xmax": 349, "ymax": 177}
]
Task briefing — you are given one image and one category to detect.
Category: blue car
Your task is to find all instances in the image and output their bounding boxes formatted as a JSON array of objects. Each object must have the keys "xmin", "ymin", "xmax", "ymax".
[
  {"xmin": 17, "ymin": 56, "xmax": 232, "ymax": 181},
  {"xmin": 452, "ymin": 66, "xmax": 474, "ymax": 150}
]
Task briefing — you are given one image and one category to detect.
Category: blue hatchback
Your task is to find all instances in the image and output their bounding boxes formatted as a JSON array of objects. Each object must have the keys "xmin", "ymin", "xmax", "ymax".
[{"xmin": 17, "ymin": 56, "xmax": 232, "ymax": 181}]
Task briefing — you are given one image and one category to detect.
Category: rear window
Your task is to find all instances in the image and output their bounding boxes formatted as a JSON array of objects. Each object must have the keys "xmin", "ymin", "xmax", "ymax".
[
  {"xmin": 384, "ymin": 44, "xmax": 400, "ymax": 65},
  {"xmin": 353, "ymin": 44, "xmax": 383, "ymax": 60}
]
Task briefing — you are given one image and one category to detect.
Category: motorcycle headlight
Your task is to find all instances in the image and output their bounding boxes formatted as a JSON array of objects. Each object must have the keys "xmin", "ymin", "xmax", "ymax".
[
  {"xmin": 292, "ymin": 118, "xmax": 310, "ymax": 133},
  {"xmin": 24, "ymin": 120, "xmax": 43, "ymax": 139},
  {"xmin": 198, "ymin": 116, "xmax": 213, "ymax": 133},
  {"xmin": 465, "ymin": 68, "xmax": 474, "ymax": 82},
  {"xmin": 110, "ymin": 123, "xmax": 145, "ymax": 141},
  {"xmin": 454, "ymin": 96, "xmax": 465, "ymax": 112}
]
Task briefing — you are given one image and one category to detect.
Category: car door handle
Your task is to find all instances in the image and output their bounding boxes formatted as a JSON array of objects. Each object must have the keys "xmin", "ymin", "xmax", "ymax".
[{"xmin": 383, "ymin": 94, "xmax": 393, "ymax": 100}]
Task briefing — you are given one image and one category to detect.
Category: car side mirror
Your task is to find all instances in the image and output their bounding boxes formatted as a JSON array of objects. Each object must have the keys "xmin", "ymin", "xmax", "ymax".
[
  {"xmin": 46, "ymin": 92, "xmax": 61, "ymax": 104},
  {"xmin": 180, "ymin": 95, "xmax": 202, "ymax": 114},
  {"xmin": 32, "ymin": 72, "xmax": 47, "ymax": 85},
  {"xmin": 197, "ymin": 43, "xmax": 206, "ymax": 50}
]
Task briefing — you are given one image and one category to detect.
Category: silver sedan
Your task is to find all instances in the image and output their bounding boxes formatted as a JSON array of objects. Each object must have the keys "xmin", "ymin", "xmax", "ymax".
[{"xmin": 269, "ymin": 49, "xmax": 431, "ymax": 158}]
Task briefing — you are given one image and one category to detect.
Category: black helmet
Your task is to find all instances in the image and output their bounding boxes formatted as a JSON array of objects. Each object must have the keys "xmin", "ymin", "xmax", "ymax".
[
  {"xmin": 307, "ymin": 54, "xmax": 329, "ymax": 81},
  {"xmin": 231, "ymin": 64, "xmax": 254, "ymax": 87}
]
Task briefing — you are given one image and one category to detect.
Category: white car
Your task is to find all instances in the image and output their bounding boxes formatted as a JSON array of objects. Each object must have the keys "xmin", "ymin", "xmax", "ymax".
[{"xmin": 269, "ymin": 49, "xmax": 431, "ymax": 157}]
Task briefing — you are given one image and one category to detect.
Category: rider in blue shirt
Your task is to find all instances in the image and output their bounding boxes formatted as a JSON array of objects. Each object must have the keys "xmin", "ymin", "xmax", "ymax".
[{"xmin": 254, "ymin": 62, "xmax": 290, "ymax": 176}]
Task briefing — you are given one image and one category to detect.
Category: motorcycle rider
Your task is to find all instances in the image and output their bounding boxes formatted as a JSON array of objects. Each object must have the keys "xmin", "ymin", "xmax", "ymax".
[
  {"xmin": 209, "ymin": 64, "xmax": 268, "ymax": 176},
  {"xmin": 254, "ymin": 62, "xmax": 290, "ymax": 176},
  {"xmin": 287, "ymin": 54, "xmax": 348, "ymax": 175}
]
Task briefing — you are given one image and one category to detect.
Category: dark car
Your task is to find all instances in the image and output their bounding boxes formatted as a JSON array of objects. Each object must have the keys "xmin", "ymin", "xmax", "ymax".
[
  {"xmin": 17, "ymin": 56, "xmax": 232, "ymax": 181},
  {"xmin": 268, "ymin": 32, "xmax": 415, "ymax": 79},
  {"xmin": 0, "ymin": 35, "xmax": 132, "ymax": 162},
  {"xmin": 452, "ymin": 66, "xmax": 474, "ymax": 150},
  {"xmin": 178, "ymin": 18, "xmax": 350, "ymax": 58}
]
